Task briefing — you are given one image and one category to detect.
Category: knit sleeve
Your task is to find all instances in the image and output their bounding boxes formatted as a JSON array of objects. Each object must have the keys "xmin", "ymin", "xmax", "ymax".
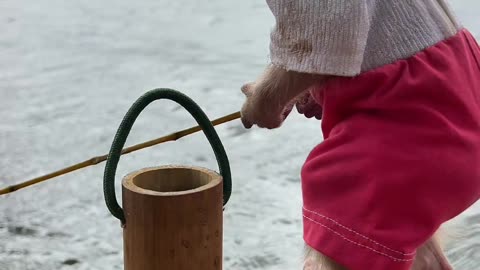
[{"xmin": 266, "ymin": 0, "xmax": 372, "ymax": 77}]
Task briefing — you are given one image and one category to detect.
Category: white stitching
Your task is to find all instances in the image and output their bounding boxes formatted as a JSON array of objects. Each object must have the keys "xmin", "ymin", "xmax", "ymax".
[
  {"xmin": 303, "ymin": 206, "xmax": 416, "ymax": 256},
  {"xmin": 303, "ymin": 215, "xmax": 414, "ymax": 262}
]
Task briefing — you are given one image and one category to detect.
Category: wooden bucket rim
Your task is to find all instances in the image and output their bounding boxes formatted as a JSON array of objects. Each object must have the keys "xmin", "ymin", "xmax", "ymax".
[{"xmin": 122, "ymin": 165, "xmax": 222, "ymax": 197}]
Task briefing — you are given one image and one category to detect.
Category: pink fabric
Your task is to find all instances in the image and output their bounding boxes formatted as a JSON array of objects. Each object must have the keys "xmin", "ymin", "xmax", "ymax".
[{"xmin": 301, "ymin": 29, "xmax": 480, "ymax": 270}]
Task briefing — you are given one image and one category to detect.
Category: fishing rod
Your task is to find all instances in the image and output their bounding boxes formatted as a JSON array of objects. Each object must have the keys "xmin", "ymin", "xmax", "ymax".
[{"xmin": 0, "ymin": 111, "xmax": 241, "ymax": 196}]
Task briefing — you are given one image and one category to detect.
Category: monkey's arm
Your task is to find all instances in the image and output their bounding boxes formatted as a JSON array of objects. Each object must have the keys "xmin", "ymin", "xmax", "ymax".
[
  {"xmin": 241, "ymin": 0, "xmax": 371, "ymax": 128},
  {"xmin": 250, "ymin": 65, "xmax": 327, "ymax": 106}
]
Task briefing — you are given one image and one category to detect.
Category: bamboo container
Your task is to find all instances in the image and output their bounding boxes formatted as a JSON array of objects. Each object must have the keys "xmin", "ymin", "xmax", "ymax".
[{"xmin": 122, "ymin": 165, "xmax": 223, "ymax": 270}]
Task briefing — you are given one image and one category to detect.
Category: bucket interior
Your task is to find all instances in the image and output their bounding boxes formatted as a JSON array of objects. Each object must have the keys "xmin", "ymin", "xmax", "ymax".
[{"xmin": 132, "ymin": 167, "xmax": 213, "ymax": 192}]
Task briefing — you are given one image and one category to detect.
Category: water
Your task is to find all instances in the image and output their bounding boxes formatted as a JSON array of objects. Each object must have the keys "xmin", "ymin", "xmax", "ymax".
[{"xmin": 0, "ymin": 1, "xmax": 478, "ymax": 269}]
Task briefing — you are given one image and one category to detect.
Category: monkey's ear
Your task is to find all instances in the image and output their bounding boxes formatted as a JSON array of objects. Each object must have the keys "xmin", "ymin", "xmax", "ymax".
[{"xmin": 241, "ymin": 83, "xmax": 255, "ymax": 97}]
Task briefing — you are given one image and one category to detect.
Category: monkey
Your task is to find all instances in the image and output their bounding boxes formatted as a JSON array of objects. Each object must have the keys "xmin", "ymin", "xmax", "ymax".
[
  {"xmin": 241, "ymin": 65, "xmax": 455, "ymax": 270},
  {"xmin": 240, "ymin": 1, "xmax": 480, "ymax": 269}
]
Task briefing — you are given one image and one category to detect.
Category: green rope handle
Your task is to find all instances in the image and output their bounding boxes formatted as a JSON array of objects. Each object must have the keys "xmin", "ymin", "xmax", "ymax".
[{"xmin": 103, "ymin": 88, "xmax": 232, "ymax": 224}]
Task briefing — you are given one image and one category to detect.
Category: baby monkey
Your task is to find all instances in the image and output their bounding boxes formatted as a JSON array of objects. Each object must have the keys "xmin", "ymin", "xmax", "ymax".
[
  {"xmin": 241, "ymin": 65, "xmax": 453, "ymax": 270},
  {"xmin": 240, "ymin": 1, "xmax": 480, "ymax": 269}
]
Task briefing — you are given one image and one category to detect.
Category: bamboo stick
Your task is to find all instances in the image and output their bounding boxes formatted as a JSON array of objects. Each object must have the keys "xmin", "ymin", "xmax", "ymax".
[{"xmin": 0, "ymin": 111, "xmax": 241, "ymax": 196}]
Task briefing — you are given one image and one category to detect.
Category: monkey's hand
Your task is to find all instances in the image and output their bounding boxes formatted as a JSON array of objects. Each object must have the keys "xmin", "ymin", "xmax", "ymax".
[
  {"xmin": 240, "ymin": 82, "xmax": 294, "ymax": 129},
  {"xmin": 296, "ymin": 90, "xmax": 323, "ymax": 120}
]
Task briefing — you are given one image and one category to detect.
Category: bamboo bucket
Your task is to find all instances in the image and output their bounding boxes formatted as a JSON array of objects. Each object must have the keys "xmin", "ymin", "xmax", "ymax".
[{"xmin": 122, "ymin": 166, "xmax": 223, "ymax": 270}]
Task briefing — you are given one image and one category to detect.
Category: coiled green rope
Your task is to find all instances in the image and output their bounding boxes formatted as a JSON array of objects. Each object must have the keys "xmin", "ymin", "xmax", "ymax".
[{"xmin": 103, "ymin": 88, "xmax": 232, "ymax": 224}]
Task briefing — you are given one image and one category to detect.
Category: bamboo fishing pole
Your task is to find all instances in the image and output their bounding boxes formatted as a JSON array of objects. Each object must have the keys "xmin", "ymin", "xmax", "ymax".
[{"xmin": 0, "ymin": 111, "xmax": 241, "ymax": 196}]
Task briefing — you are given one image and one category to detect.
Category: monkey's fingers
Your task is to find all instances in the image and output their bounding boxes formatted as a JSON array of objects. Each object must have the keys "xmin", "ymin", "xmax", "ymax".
[
  {"xmin": 240, "ymin": 105, "xmax": 254, "ymax": 129},
  {"xmin": 282, "ymin": 102, "xmax": 294, "ymax": 119},
  {"xmin": 241, "ymin": 83, "xmax": 255, "ymax": 97}
]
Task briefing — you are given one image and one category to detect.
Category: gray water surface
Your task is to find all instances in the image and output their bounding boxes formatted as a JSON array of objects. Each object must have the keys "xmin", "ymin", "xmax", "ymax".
[{"xmin": 0, "ymin": 1, "xmax": 479, "ymax": 269}]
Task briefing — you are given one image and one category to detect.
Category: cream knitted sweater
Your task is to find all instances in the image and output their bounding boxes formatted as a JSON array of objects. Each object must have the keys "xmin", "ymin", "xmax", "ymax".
[{"xmin": 267, "ymin": 0, "xmax": 461, "ymax": 76}]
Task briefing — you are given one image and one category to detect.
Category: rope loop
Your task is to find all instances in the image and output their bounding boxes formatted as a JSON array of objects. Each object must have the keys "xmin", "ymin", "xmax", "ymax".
[{"xmin": 103, "ymin": 88, "xmax": 231, "ymax": 224}]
